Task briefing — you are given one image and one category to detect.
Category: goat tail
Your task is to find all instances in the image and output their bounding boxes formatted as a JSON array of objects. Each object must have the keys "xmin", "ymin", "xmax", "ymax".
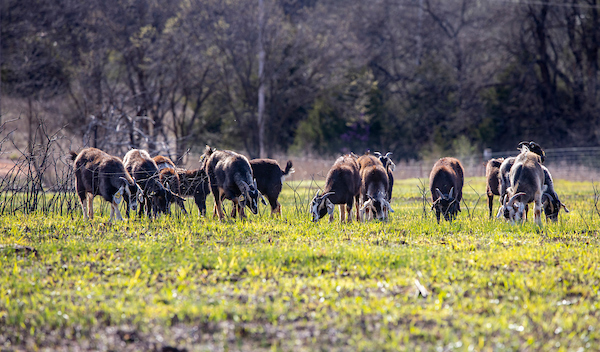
[
  {"xmin": 283, "ymin": 160, "xmax": 295, "ymax": 177},
  {"xmin": 69, "ymin": 151, "xmax": 78, "ymax": 162}
]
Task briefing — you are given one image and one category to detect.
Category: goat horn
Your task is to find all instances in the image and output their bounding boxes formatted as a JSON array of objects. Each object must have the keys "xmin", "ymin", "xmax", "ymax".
[
  {"xmin": 435, "ymin": 188, "xmax": 444, "ymax": 199},
  {"xmin": 322, "ymin": 191, "xmax": 335, "ymax": 198},
  {"xmin": 560, "ymin": 202, "xmax": 570, "ymax": 213},
  {"xmin": 449, "ymin": 187, "xmax": 454, "ymax": 199},
  {"xmin": 507, "ymin": 192, "xmax": 526, "ymax": 208}
]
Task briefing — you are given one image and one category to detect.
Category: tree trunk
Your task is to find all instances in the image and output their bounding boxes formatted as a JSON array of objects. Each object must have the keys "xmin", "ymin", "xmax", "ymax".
[{"xmin": 257, "ymin": 0, "xmax": 266, "ymax": 158}]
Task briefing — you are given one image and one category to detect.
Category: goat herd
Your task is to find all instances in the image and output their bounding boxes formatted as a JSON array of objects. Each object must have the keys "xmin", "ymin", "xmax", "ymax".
[{"xmin": 68, "ymin": 141, "xmax": 568, "ymax": 225}]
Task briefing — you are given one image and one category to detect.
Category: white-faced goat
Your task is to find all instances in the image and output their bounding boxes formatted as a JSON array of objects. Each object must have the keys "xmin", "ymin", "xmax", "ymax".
[
  {"xmin": 250, "ymin": 159, "xmax": 294, "ymax": 216},
  {"xmin": 496, "ymin": 141, "xmax": 565, "ymax": 221},
  {"xmin": 203, "ymin": 146, "xmax": 262, "ymax": 220},
  {"xmin": 485, "ymin": 157, "xmax": 504, "ymax": 219},
  {"xmin": 357, "ymin": 154, "xmax": 391, "ymax": 221},
  {"xmin": 429, "ymin": 157, "xmax": 464, "ymax": 223},
  {"xmin": 374, "ymin": 151, "xmax": 395, "ymax": 201},
  {"xmin": 497, "ymin": 146, "xmax": 544, "ymax": 225},
  {"xmin": 310, "ymin": 154, "xmax": 361, "ymax": 222},
  {"xmin": 123, "ymin": 149, "xmax": 183, "ymax": 218},
  {"xmin": 70, "ymin": 148, "xmax": 143, "ymax": 221}
]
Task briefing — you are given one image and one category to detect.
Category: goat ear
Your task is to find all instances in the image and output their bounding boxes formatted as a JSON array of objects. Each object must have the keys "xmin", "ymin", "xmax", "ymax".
[
  {"xmin": 385, "ymin": 152, "xmax": 392, "ymax": 158},
  {"xmin": 113, "ymin": 185, "xmax": 124, "ymax": 204},
  {"xmin": 374, "ymin": 151, "xmax": 381, "ymax": 157},
  {"xmin": 325, "ymin": 198, "xmax": 334, "ymax": 214},
  {"xmin": 560, "ymin": 202, "xmax": 570, "ymax": 213}
]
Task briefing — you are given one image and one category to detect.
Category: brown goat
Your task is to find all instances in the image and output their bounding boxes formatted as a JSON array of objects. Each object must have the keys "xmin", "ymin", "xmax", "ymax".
[
  {"xmin": 357, "ymin": 154, "xmax": 391, "ymax": 221},
  {"xmin": 429, "ymin": 157, "xmax": 464, "ymax": 223},
  {"xmin": 70, "ymin": 148, "xmax": 142, "ymax": 221},
  {"xmin": 499, "ymin": 145, "xmax": 544, "ymax": 225},
  {"xmin": 152, "ymin": 155, "xmax": 187, "ymax": 214},
  {"xmin": 310, "ymin": 154, "xmax": 361, "ymax": 222},
  {"xmin": 250, "ymin": 159, "xmax": 294, "ymax": 216},
  {"xmin": 123, "ymin": 149, "xmax": 183, "ymax": 218},
  {"xmin": 485, "ymin": 157, "xmax": 504, "ymax": 219},
  {"xmin": 203, "ymin": 146, "xmax": 261, "ymax": 220}
]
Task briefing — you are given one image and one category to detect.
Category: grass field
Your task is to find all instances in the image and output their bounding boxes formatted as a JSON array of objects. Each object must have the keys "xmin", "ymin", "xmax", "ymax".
[{"xmin": 1, "ymin": 177, "xmax": 600, "ymax": 351}]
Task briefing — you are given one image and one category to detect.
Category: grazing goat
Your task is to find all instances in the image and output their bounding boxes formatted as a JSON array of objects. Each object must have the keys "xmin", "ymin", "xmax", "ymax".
[
  {"xmin": 177, "ymin": 168, "xmax": 211, "ymax": 216},
  {"xmin": 152, "ymin": 155, "xmax": 187, "ymax": 214},
  {"xmin": 70, "ymin": 148, "xmax": 142, "ymax": 221},
  {"xmin": 429, "ymin": 157, "xmax": 464, "ymax": 223},
  {"xmin": 310, "ymin": 154, "xmax": 361, "ymax": 222},
  {"xmin": 158, "ymin": 168, "xmax": 187, "ymax": 214},
  {"xmin": 374, "ymin": 151, "xmax": 395, "ymax": 201},
  {"xmin": 203, "ymin": 146, "xmax": 262, "ymax": 220},
  {"xmin": 541, "ymin": 165, "xmax": 569, "ymax": 221},
  {"xmin": 250, "ymin": 159, "xmax": 294, "ymax": 216},
  {"xmin": 485, "ymin": 157, "xmax": 504, "ymax": 219},
  {"xmin": 357, "ymin": 154, "xmax": 391, "ymax": 221},
  {"xmin": 124, "ymin": 149, "xmax": 183, "ymax": 218},
  {"xmin": 498, "ymin": 146, "xmax": 544, "ymax": 225},
  {"xmin": 497, "ymin": 141, "xmax": 548, "ymax": 220}
]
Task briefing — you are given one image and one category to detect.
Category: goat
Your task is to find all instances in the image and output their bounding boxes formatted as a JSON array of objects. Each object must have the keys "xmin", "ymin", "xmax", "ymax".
[
  {"xmin": 357, "ymin": 154, "xmax": 391, "ymax": 221},
  {"xmin": 541, "ymin": 165, "xmax": 569, "ymax": 221},
  {"xmin": 485, "ymin": 157, "xmax": 504, "ymax": 218},
  {"xmin": 374, "ymin": 151, "xmax": 395, "ymax": 201},
  {"xmin": 519, "ymin": 141, "xmax": 546, "ymax": 163},
  {"xmin": 177, "ymin": 168, "xmax": 211, "ymax": 216},
  {"xmin": 123, "ymin": 149, "xmax": 183, "ymax": 218},
  {"xmin": 203, "ymin": 146, "xmax": 262, "ymax": 220},
  {"xmin": 153, "ymin": 155, "xmax": 177, "ymax": 171},
  {"xmin": 498, "ymin": 146, "xmax": 544, "ymax": 225},
  {"xmin": 70, "ymin": 148, "xmax": 143, "ymax": 221},
  {"xmin": 497, "ymin": 141, "xmax": 549, "ymax": 220},
  {"xmin": 152, "ymin": 155, "xmax": 187, "ymax": 214},
  {"xmin": 310, "ymin": 154, "xmax": 361, "ymax": 222},
  {"xmin": 158, "ymin": 168, "xmax": 187, "ymax": 214},
  {"xmin": 250, "ymin": 159, "xmax": 294, "ymax": 216},
  {"xmin": 429, "ymin": 157, "xmax": 464, "ymax": 223}
]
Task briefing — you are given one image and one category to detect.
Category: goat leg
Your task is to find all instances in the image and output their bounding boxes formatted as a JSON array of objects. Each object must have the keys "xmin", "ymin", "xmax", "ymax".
[{"xmin": 87, "ymin": 194, "xmax": 94, "ymax": 220}]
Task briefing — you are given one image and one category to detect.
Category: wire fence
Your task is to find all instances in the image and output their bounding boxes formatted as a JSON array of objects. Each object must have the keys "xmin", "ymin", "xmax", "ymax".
[{"xmin": 2, "ymin": 119, "xmax": 600, "ymax": 217}]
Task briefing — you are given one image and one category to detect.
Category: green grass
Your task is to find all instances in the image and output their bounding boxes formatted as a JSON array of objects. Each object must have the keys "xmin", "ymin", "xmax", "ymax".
[{"xmin": 1, "ymin": 177, "xmax": 599, "ymax": 351}]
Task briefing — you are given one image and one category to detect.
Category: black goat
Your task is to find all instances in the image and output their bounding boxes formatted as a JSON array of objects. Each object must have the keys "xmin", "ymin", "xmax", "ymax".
[
  {"xmin": 485, "ymin": 157, "xmax": 504, "ymax": 218},
  {"xmin": 374, "ymin": 151, "xmax": 395, "ymax": 201},
  {"xmin": 250, "ymin": 159, "xmax": 294, "ymax": 216},
  {"xmin": 203, "ymin": 146, "xmax": 262, "ymax": 220},
  {"xmin": 177, "ymin": 168, "xmax": 211, "ymax": 217},
  {"xmin": 310, "ymin": 154, "xmax": 361, "ymax": 222},
  {"xmin": 357, "ymin": 154, "xmax": 391, "ymax": 221},
  {"xmin": 430, "ymin": 157, "xmax": 464, "ymax": 223},
  {"xmin": 541, "ymin": 165, "xmax": 569, "ymax": 221},
  {"xmin": 123, "ymin": 149, "xmax": 183, "ymax": 218},
  {"xmin": 70, "ymin": 148, "xmax": 142, "ymax": 221}
]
